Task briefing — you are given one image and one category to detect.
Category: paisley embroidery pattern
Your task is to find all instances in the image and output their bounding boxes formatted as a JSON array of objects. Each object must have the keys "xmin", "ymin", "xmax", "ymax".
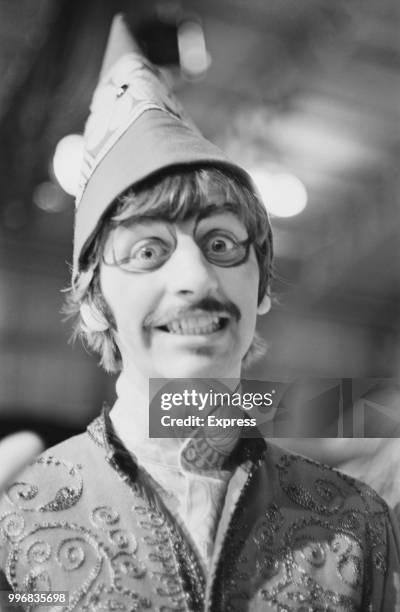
[
  {"xmin": 5, "ymin": 456, "xmax": 83, "ymax": 513},
  {"xmin": 210, "ymin": 450, "xmax": 392, "ymax": 611},
  {"xmin": 0, "ymin": 420, "xmax": 193, "ymax": 611},
  {"xmin": 91, "ymin": 506, "xmax": 120, "ymax": 528},
  {"xmin": 0, "ymin": 411, "xmax": 397, "ymax": 611},
  {"xmin": 26, "ymin": 540, "xmax": 52, "ymax": 565},
  {"xmin": 0, "ymin": 512, "xmax": 25, "ymax": 540}
]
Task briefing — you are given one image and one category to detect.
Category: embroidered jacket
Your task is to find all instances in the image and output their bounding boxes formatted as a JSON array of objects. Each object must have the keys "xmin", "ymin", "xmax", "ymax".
[{"xmin": 0, "ymin": 409, "xmax": 399, "ymax": 611}]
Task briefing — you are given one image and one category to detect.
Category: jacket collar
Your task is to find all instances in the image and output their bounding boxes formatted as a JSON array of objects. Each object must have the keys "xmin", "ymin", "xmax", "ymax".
[{"xmin": 88, "ymin": 404, "xmax": 267, "ymax": 481}]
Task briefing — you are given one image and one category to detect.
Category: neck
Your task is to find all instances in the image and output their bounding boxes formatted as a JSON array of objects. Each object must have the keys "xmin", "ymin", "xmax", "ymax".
[
  {"xmin": 119, "ymin": 361, "xmax": 149, "ymax": 397},
  {"xmin": 111, "ymin": 373, "xmax": 148, "ymax": 440},
  {"xmin": 110, "ymin": 369, "xmax": 243, "ymax": 454},
  {"xmin": 110, "ymin": 371, "xmax": 185, "ymax": 456}
]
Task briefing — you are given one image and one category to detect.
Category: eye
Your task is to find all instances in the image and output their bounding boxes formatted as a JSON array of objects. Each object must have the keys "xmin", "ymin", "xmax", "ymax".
[
  {"xmin": 208, "ymin": 235, "xmax": 236, "ymax": 253},
  {"xmin": 137, "ymin": 245, "xmax": 161, "ymax": 261},
  {"xmin": 201, "ymin": 231, "xmax": 250, "ymax": 267},
  {"xmin": 122, "ymin": 238, "xmax": 171, "ymax": 271}
]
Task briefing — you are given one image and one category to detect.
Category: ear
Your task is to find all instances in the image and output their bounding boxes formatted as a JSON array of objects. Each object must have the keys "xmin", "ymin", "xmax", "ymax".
[
  {"xmin": 257, "ymin": 294, "xmax": 271, "ymax": 316},
  {"xmin": 80, "ymin": 302, "xmax": 109, "ymax": 332}
]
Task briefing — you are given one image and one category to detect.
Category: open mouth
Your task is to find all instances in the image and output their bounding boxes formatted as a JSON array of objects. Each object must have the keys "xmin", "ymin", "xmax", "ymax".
[{"xmin": 156, "ymin": 315, "xmax": 230, "ymax": 335}]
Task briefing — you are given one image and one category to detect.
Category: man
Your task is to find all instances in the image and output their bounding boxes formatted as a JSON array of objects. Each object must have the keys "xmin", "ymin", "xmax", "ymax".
[{"xmin": 0, "ymin": 14, "xmax": 399, "ymax": 611}]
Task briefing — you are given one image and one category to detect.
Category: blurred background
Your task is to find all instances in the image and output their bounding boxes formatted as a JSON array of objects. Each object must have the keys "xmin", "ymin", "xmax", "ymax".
[{"xmin": 0, "ymin": 0, "xmax": 399, "ymax": 446}]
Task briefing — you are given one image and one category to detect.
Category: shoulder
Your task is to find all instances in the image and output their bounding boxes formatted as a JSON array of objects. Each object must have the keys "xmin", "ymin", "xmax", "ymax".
[
  {"xmin": 263, "ymin": 439, "xmax": 390, "ymax": 515},
  {"xmin": 0, "ymin": 431, "xmax": 89, "ymax": 520},
  {"xmin": 0, "ymin": 417, "xmax": 154, "ymax": 603},
  {"xmin": 264, "ymin": 438, "xmax": 384, "ymax": 499},
  {"xmin": 253, "ymin": 442, "xmax": 400, "ymax": 590},
  {"xmin": 43, "ymin": 412, "xmax": 109, "ymax": 462},
  {"xmin": 220, "ymin": 441, "xmax": 400, "ymax": 610},
  {"xmin": 0, "ymin": 415, "xmax": 113, "ymax": 519}
]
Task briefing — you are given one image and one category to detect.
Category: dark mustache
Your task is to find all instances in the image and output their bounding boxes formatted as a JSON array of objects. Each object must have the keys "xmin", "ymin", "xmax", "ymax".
[
  {"xmin": 189, "ymin": 296, "xmax": 241, "ymax": 321},
  {"xmin": 144, "ymin": 296, "xmax": 241, "ymax": 328}
]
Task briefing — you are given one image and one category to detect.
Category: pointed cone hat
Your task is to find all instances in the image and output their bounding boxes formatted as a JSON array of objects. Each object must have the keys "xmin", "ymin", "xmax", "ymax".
[{"xmin": 73, "ymin": 14, "xmax": 255, "ymax": 277}]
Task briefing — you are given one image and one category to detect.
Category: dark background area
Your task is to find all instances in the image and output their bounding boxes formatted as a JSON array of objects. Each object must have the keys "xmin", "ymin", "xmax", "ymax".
[{"xmin": 0, "ymin": 0, "xmax": 399, "ymax": 447}]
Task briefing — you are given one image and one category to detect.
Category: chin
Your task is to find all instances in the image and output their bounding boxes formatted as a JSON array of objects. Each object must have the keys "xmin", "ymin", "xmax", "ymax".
[{"xmin": 157, "ymin": 355, "xmax": 238, "ymax": 380}]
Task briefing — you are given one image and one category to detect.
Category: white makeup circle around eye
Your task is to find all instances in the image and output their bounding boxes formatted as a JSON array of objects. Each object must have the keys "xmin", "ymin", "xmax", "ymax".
[
  {"xmin": 134, "ymin": 242, "xmax": 163, "ymax": 260},
  {"xmin": 126, "ymin": 238, "xmax": 171, "ymax": 269},
  {"xmin": 200, "ymin": 230, "xmax": 250, "ymax": 267}
]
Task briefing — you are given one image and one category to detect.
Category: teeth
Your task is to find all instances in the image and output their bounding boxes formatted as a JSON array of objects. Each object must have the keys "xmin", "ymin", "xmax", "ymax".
[{"xmin": 165, "ymin": 315, "xmax": 224, "ymax": 335}]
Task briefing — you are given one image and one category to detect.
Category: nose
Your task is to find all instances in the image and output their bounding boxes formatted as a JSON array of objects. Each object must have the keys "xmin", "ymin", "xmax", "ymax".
[{"xmin": 165, "ymin": 234, "xmax": 219, "ymax": 298}]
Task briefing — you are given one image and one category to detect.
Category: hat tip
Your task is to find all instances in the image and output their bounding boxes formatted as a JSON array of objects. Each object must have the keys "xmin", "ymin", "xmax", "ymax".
[
  {"xmin": 111, "ymin": 12, "xmax": 126, "ymax": 27},
  {"xmin": 100, "ymin": 12, "xmax": 142, "ymax": 79}
]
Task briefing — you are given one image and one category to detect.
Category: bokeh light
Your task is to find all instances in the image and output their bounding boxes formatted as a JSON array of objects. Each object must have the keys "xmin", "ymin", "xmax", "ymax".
[
  {"xmin": 52, "ymin": 134, "xmax": 84, "ymax": 197},
  {"xmin": 33, "ymin": 181, "xmax": 66, "ymax": 213},
  {"xmin": 178, "ymin": 20, "xmax": 211, "ymax": 78},
  {"xmin": 249, "ymin": 168, "xmax": 308, "ymax": 217}
]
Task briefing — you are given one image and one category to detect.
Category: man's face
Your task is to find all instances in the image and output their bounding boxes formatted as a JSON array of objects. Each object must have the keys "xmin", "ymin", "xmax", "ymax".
[{"xmin": 99, "ymin": 207, "xmax": 262, "ymax": 383}]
